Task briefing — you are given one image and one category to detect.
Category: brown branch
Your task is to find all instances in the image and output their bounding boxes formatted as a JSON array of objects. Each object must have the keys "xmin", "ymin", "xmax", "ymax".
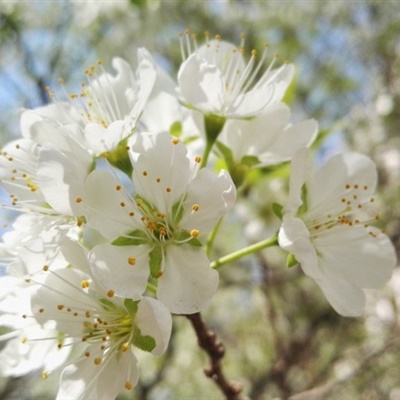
[{"xmin": 186, "ymin": 312, "xmax": 245, "ymax": 400}]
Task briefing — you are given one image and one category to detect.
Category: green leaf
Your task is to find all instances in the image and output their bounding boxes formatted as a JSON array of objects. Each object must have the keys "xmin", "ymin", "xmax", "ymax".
[
  {"xmin": 103, "ymin": 137, "xmax": 133, "ymax": 177},
  {"xmin": 272, "ymin": 202, "xmax": 283, "ymax": 220},
  {"xmin": 132, "ymin": 326, "xmax": 156, "ymax": 353},
  {"xmin": 171, "ymin": 200, "xmax": 184, "ymax": 225},
  {"xmin": 112, "ymin": 230, "xmax": 149, "ymax": 246},
  {"xmin": 241, "ymin": 155, "xmax": 260, "ymax": 167},
  {"xmin": 124, "ymin": 299, "xmax": 139, "ymax": 317},
  {"xmin": 169, "ymin": 121, "xmax": 182, "ymax": 137},
  {"xmin": 149, "ymin": 246, "xmax": 163, "ymax": 278},
  {"xmin": 286, "ymin": 253, "xmax": 298, "ymax": 268},
  {"xmin": 215, "ymin": 141, "xmax": 235, "ymax": 169},
  {"xmin": 298, "ymin": 184, "xmax": 308, "ymax": 216}
]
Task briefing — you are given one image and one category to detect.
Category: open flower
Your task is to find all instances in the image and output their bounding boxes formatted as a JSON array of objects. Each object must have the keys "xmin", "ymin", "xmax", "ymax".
[
  {"xmin": 83, "ymin": 131, "xmax": 236, "ymax": 314},
  {"xmin": 0, "ymin": 275, "xmax": 71, "ymax": 378},
  {"xmin": 31, "ymin": 267, "xmax": 171, "ymax": 399},
  {"xmin": 278, "ymin": 149, "xmax": 396, "ymax": 316},
  {"xmin": 177, "ymin": 33, "xmax": 294, "ymax": 120},
  {"xmin": 20, "ymin": 50, "xmax": 156, "ymax": 154},
  {"xmin": 218, "ymin": 103, "xmax": 318, "ymax": 168}
]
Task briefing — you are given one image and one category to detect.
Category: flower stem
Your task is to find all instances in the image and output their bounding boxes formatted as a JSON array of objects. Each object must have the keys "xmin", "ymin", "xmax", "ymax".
[
  {"xmin": 200, "ymin": 140, "xmax": 214, "ymax": 169},
  {"xmin": 211, "ymin": 233, "xmax": 278, "ymax": 269},
  {"xmin": 206, "ymin": 217, "xmax": 223, "ymax": 256}
]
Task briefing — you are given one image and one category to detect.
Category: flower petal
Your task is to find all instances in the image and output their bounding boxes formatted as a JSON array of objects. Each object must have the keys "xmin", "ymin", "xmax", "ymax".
[
  {"xmin": 180, "ymin": 168, "xmax": 236, "ymax": 236},
  {"xmin": 84, "ymin": 170, "xmax": 140, "ymax": 240},
  {"xmin": 314, "ymin": 225, "xmax": 396, "ymax": 288},
  {"xmin": 157, "ymin": 245, "xmax": 219, "ymax": 314},
  {"xmin": 307, "ymin": 152, "xmax": 377, "ymax": 218},
  {"xmin": 130, "ymin": 132, "xmax": 192, "ymax": 214},
  {"xmin": 37, "ymin": 147, "xmax": 89, "ymax": 216},
  {"xmin": 178, "ymin": 54, "xmax": 225, "ymax": 114},
  {"xmin": 315, "ymin": 278, "xmax": 366, "ymax": 317},
  {"xmin": 89, "ymin": 243, "xmax": 150, "ymax": 300},
  {"xmin": 278, "ymin": 215, "xmax": 320, "ymax": 278},
  {"xmin": 136, "ymin": 297, "xmax": 172, "ymax": 356},
  {"xmin": 57, "ymin": 345, "xmax": 138, "ymax": 400}
]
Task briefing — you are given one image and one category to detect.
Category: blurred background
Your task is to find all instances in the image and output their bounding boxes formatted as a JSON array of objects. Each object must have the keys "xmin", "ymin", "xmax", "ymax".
[{"xmin": 0, "ymin": 0, "xmax": 400, "ymax": 399}]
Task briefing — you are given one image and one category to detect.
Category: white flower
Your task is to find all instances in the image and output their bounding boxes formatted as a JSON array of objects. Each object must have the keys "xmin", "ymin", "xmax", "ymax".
[
  {"xmin": 0, "ymin": 275, "xmax": 71, "ymax": 377},
  {"xmin": 278, "ymin": 149, "xmax": 396, "ymax": 316},
  {"xmin": 177, "ymin": 35, "xmax": 294, "ymax": 119},
  {"xmin": 30, "ymin": 267, "xmax": 171, "ymax": 399},
  {"xmin": 83, "ymin": 131, "xmax": 236, "ymax": 314},
  {"xmin": 20, "ymin": 51, "xmax": 156, "ymax": 154},
  {"xmin": 218, "ymin": 103, "xmax": 318, "ymax": 168},
  {"xmin": 0, "ymin": 137, "xmax": 88, "ymax": 275}
]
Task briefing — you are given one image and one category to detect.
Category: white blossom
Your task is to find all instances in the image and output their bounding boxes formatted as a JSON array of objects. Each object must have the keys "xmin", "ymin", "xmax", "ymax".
[
  {"xmin": 278, "ymin": 149, "xmax": 396, "ymax": 316},
  {"xmin": 83, "ymin": 131, "xmax": 236, "ymax": 314},
  {"xmin": 177, "ymin": 35, "xmax": 294, "ymax": 119}
]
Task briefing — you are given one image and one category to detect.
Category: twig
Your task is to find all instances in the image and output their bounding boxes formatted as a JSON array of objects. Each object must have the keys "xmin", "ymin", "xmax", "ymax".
[{"xmin": 186, "ymin": 312, "xmax": 245, "ymax": 400}]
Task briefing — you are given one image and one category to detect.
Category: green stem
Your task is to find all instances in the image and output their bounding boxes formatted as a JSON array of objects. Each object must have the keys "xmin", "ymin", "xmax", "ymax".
[
  {"xmin": 211, "ymin": 233, "xmax": 278, "ymax": 270},
  {"xmin": 206, "ymin": 217, "xmax": 223, "ymax": 256},
  {"xmin": 146, "ymin": 282, "xmax": 157, "ymax": 294},
  {"xmin": 200, "ymin": 140, "xmax": 214, "ymax": 169}
]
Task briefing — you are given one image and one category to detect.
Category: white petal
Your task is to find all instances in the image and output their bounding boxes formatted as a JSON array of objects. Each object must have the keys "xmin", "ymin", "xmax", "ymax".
[
  {"xmin": 307, "ymin": 152, "xmax": 377, "ymax": 217},
  {"xmin": 229, "ymin": 85, "xmax": 282, "ymax": 118},
  {"xmin": 180, "ymin": 169, "xmax": 236, "ymax": 236},
  {"xmin": 130, "ymin": 132, "xmax": 192, "ymax": 214},
  {"xmin": 315, "ymin": 278, "xmax": 366, "ymax": 317},
  {"xmin": 60, "ymin": 237, "xmax": 91, "ymax": 274},
  {"xmin": 84, "ymin": 170, "xmax": 139, "ymax": 240},
  {"xmin": 136, "ymin": 297, "xmax": 172, "ymax": 356},
  {"xmin": 37, "ymin": 147, "xmax": 89, "ymax": 216},
  {"xmin": 31, "ymin": 268, "xmax": 97, "ymax": 335},
  {"xmin": 314, "ymin": 225, "xmax": 396, "ymax": 288},
  {"xmin": 178, "ymin": 54, "xmax": 225, "ymax": 113},
  {"xmin": 84, "ymin": 120, "xmax": 127, "ymax": 154},
  {"xmin": 220, "ymin": 103, "xmax": 290, "ymax": 160},
  {"xmin": 260, "ymin": 119, "xmax": 318, "ymax": 166},
  {"xmin": 278, "ymin": 215, "xmax": 320, "ymax": 278},
  {"xmin": 89, "ymin": 244, "xmax": 150, "ymax": 300},
  {"xmin": 157, "ymin": 246, "xmax": 219, "ymax": 314},
  {"xmin": 57, "ymin": 345, "xmax": 138, "ymax": 400}
]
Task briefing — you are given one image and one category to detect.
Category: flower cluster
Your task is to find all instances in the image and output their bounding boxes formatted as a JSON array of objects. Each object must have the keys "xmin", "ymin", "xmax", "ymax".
[{"xmin": 0, "ymin": 31, "xmax": 396, "ymax": 398}]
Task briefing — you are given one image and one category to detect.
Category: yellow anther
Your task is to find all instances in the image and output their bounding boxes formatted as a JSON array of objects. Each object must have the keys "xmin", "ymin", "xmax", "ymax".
[
  {"xmin": 116, "ymin": 185, "xmax": 121, "ymax": 191},
  {"xmin": 172, "ymin": 137, "xmax": 179, "ymax": 145},
  {"xmin": 42, "ymin": 265, "xmax": 49, "ymax": 271},
  {"xmin": 21, "ymin": 337, "xmax": 27, "ymax": 344},
  {"xmin": 121, "ymin": 343, "xmax": 129, "ymax": 352},
  {"xmin": 191, "ymin": 229, "xmax": 200, "ymax": 238},
  {"xmin": 125, "ymin": 382, "xmax": 133, "ymax": 390},
  {"xmin": 57, "ymin": 305, "xmax": 65, "ymax": 310},
  {"xmin": 128, "ymin": 257, "xmax": 136, "ymax": 266},
  {"xmin": 75, "ymin": 197, "xmax": 83, "ymax": 203},
  {"xmin": 81, "ymin": 280, "xmax": 90, "ymax": 288},
  {"xmin": 166, "ymin": 187, "xmax": 172, "ymax": 193},
  {"xmin": 94, "ymin": 357, "xmax": 102, "ymax": 365},
  {"xmin": 42, "ymin": 370, "xmax": 48, "ymax": 379},
  {"xmin": 107, "ymin": 289, "xmax": 115, "ymax": 298},
  {"xmin": 192, "ymin": 204, "xmax": 200, "ymax": 212}
]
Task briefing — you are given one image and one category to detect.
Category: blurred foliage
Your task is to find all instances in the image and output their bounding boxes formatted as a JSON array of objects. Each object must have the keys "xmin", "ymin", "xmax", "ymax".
[{"xmin": 0, "ymin": 0, "xmax": 400, "ymax": 399}]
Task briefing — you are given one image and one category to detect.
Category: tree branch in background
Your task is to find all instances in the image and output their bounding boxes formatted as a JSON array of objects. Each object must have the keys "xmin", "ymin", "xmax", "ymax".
[{"xmin": 186, "ymin": 312, "xmax": 245, "ymax": 400}]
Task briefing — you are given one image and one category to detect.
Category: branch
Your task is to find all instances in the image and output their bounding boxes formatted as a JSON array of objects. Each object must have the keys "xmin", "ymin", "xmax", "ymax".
[{"xmin": 186, "ymin": 312, "xmax": 245, "ymax": 400}]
